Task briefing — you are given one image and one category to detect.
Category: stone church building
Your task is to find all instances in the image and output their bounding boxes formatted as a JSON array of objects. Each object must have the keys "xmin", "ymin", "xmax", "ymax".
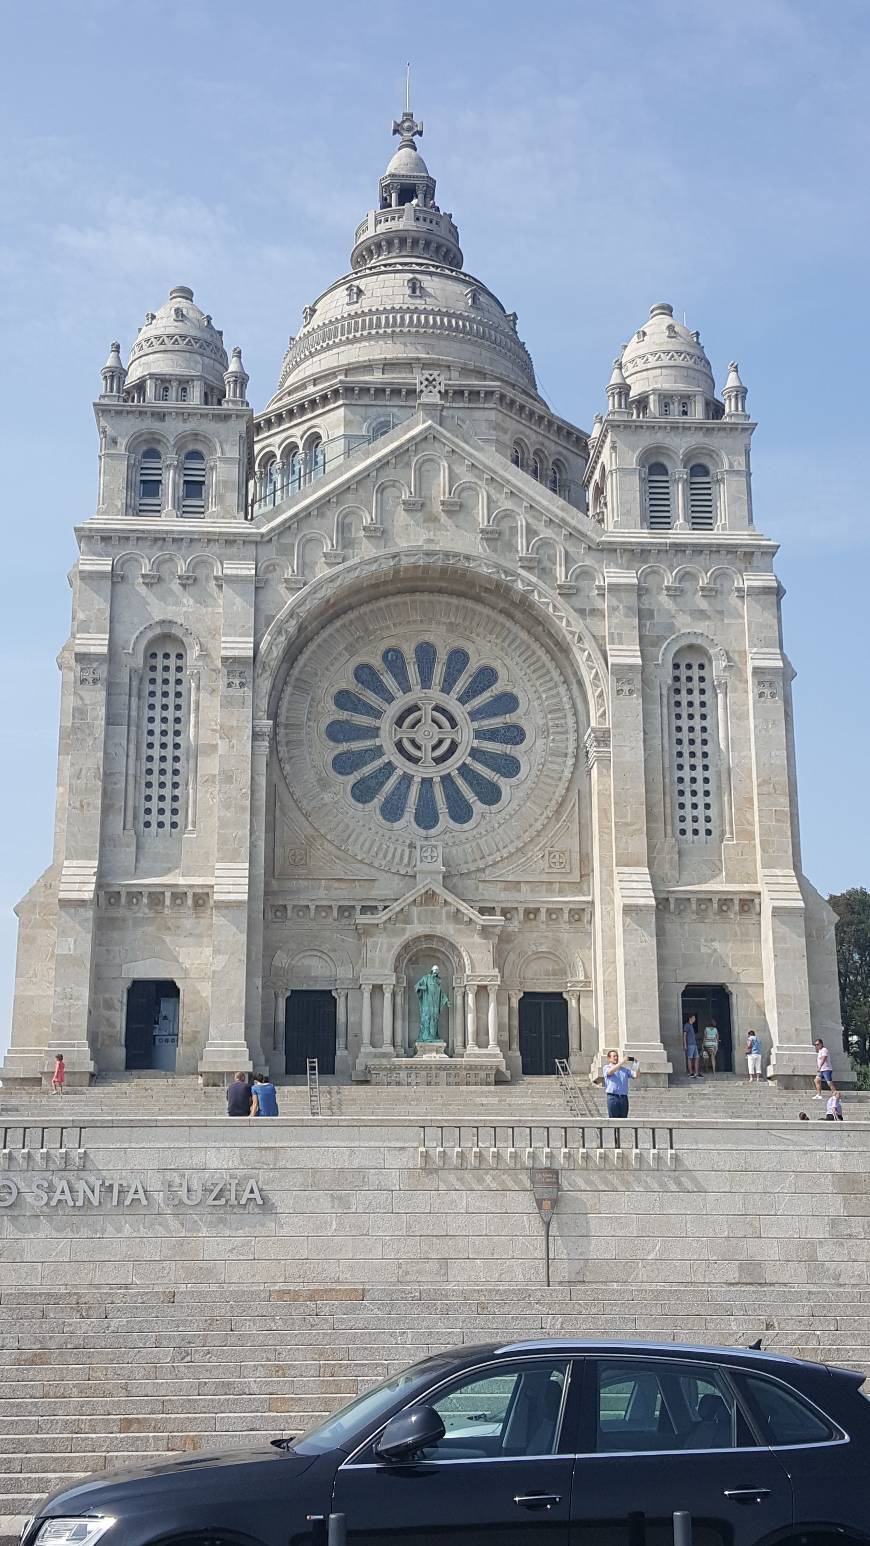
[{"xmin": 3, "ymin": 107, "xmax": 845, "ymax": 1089}]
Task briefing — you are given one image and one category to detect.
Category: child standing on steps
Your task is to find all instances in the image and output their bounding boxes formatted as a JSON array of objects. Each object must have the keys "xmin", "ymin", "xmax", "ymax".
[{"xmin": 51, "ymin": 1052, "xmax": 65, "ymax": 1095}]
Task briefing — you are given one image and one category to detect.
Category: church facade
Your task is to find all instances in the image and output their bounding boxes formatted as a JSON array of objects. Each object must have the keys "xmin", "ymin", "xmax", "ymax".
[{"xmin": 3, "ymin": 108, "xmax": 846, "ymax": 1088}]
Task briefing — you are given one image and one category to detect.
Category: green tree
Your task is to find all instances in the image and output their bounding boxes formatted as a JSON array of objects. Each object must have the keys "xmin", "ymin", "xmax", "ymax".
[{"xmin": 829, "ymin": 888, "xmax": 870, "ymax": 1062}]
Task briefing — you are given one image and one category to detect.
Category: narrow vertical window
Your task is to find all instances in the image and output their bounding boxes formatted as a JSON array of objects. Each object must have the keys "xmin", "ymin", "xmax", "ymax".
[
  {"xmin": 511, "ymin": 442, "xmax": 526, "ymax": 470},
  {"xmin": 531, "ymin": 454, "xmax": 543, "ymax": 482},
  {"xmin": 646, "ymin": 462, "xmax": 672, "ymax": 529},
  {"xmin": 181, "ymin": 450, "xmax": 206, "ymax": 516},
  {"xmin": 306, "ymin": 436, "xmax": 326, "ymax": 482},
  {"xmin": 671, "ymin": 648, "xmax": 720, "ymax": 844},
  {"xmin": 138, "ymin": 448, "xmax": 163, "ymax": 514},
  {"xmin": 139, "ymin": 641, "xmax": 188, "ymax": 840},
  {"xmin": 688, "ymin": 463, "xmax": 714, "ymax": 529},
  {"xmin": 549, "ymin": 462, "xmax": 564, "ymax": 496}
]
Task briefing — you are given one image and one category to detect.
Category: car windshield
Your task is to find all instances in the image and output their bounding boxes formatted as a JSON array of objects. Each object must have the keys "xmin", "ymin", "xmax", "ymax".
[{"xmin": 292, "ymin": 1358, "xmax": 452, "ymax": 1455}]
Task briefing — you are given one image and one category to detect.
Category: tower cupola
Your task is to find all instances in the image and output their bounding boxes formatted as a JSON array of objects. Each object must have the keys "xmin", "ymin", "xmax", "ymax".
[
  {"xmin": 123, "ymin": 285, "xmax": 229, "ymax": 406},
  {"xmin": 351, "ymin": 104, "xmax": 463, "ymax": 271}
]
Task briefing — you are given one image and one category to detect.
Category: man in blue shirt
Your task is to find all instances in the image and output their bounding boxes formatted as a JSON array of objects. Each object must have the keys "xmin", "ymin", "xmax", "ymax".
[{"xmin": 603, "ymin": 1048, "xmax": 638, "ymax": 1119}]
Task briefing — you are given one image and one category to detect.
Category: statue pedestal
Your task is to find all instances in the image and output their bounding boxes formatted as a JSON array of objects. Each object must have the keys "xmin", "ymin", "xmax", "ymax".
[{"xmin": 413, "ymin": 1039, "xmax": 448, "ymax": 1060}]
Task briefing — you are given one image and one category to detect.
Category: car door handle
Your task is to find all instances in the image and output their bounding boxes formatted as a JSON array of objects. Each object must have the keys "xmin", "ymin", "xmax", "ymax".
[
  {"xmin": 514, "ymin": 1494, "xmax": 562, "ymax": 1510},
  {"xmin": 723, "ymin": 1487, "xmax": 772, "ymax": 1504}
]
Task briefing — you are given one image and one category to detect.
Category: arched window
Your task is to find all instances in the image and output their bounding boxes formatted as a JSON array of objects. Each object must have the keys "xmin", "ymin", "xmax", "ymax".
[
  {"xmin": 138, "ymin": 639, "xmax": 189, "ymax": 841},
  {"xmin": 306, "ymin": 436, "xmax": 326, "ymax": 483},
  {"xmin": 282, "ymin": 448, "xmax": 301, "ymax": 494},
  {"xmin": 549, "ymin": 461, "xmax": 565, "ymax": 496},
  {"xmin": 661, "ymin": 399, "xmax": 672, "ymax": 417},
  {"xmin": 160, "ymin": 384, "xmax": 171, "ymax": 402},
  {"xmin": 688, "ymin": 463, "xmax": 714, "ymax": 529},
  {"xmin": 511, "ymin": 442, "xmax": 527, "ymax": 470},
  {"xmin": 138, "ymin": 448, "xmax": 163, "ymax": 514},
  {"xmin": 178, "ymin": 384, "xmax": 188, "ymax": 403},
  {"xmin": 646, "ymin": 462, "xmax": 672, "ymax": 529},
  {"xmin": 679, "ymin": 399, "xmax": 690, "ymax": 417},
  {"xmin": 530, "ymin": 453, "xmax": 544, "ymax": 482},
  {"xmin": 368, "ymin": 417, "xmax": 393, "ymax": 443},
  {"xmin": 670, "ymin": 647, "xmax": 720, "ymax": 845},
  {"xmin": 181, "ymin": 450, "xmax": 206, "ymax": 516}
]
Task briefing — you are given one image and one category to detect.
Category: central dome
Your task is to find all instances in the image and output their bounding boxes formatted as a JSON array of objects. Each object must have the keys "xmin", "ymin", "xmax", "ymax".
[{"xmin": 269, "ymin": 108, "xmax": 540, "ymax": 404}]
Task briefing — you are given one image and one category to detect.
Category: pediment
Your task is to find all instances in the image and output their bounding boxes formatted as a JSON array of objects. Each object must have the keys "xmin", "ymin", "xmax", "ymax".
[
  {"xmin": 255, "ymin": 411, "xmax": 603, "ymax": 555},
  {"xmin": 357, "ymin": 879, "xmax": 504, "ymax": 934}
]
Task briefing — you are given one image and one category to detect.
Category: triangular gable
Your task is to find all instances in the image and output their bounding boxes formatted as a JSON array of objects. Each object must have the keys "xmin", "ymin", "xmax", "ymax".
[
  {"xmin": 256, "ymin": 409, "xmax": 603, "ymax": 549},
  {"xmin": 357, "ymin": 878, "xmax": 503, "ymax": 932}
]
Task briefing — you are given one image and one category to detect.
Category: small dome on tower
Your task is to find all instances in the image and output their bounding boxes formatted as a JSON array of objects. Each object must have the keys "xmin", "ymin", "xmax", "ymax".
[
  {"xmin": 125, "ymin": 284, "xmax": 228, "ymax": 393},
  {"xmin": 385, "ymin": 143, "xmax": 430, "ymax": 179},
  {"xmin": 620, "ymin": 302, "xmax": 714, "ymax": 398}
]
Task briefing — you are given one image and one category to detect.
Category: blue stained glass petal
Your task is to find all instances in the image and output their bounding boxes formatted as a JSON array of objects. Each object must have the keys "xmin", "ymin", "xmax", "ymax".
[
  {"xmin": 440, "ymin": 647, "xmax": 470, "ymax": 694},
  {"xmin": 380, "ymin": 772, "xmax": 412, "ymax": 824},
  {"xmin": 353, "ymin": 663, "xmax": 394, "ymax": 704},
  {"xmin": 333, "ymin": 689, "xmax": 383, "ymax": 719},
  {"xmin": 414, "ymin": 778, "xmax": 439, "ymax": 831},
  {"xmin": 457, "ymin": 761, "xmax": 503, "ymax": 806},
  {"xmin": 474, "ymin": 723, "xmax": 526, "ymax": 745},
  {"xmin": 414, "ymin": 641, "xmax": 437, "ymax": 689},
  {"xmin": 382, "ymin": 647, "xmax": 412, "ymax": 693},
  {"xmin": 351, "ymin": 762, "xmax": 394, "ymax": 804},
  {"xmin": 458, "ymin": 665, "xmax": 499, "ymax": 704},
  {"xmin": 469, "ymin": 747, "xmax": 521, "ymax": 778},
  {"xmin": 332, "ymin": 745, "xmax": 382, "ymax": 776},
  {"xmin": 326, "ymin": 720, "xmax": 380, "ymax": 744},
  {"xmin": 440, "ymin": 773, "xmax": 474, "ymax": 825},
  {"xmin": 469, "ymin": 691, "xmax": 520, "ymax": 721}
]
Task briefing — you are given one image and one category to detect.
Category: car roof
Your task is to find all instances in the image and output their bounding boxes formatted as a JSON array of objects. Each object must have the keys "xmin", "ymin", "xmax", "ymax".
[{"xmin": 449, "ymin": 1338, "xmax": 850, "ymax": 1378}]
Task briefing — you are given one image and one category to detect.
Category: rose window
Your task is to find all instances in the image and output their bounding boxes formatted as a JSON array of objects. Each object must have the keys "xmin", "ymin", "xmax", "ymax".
[{"xmin": 325, "ymin": 642, "xmax": 526, "ymax": 831}]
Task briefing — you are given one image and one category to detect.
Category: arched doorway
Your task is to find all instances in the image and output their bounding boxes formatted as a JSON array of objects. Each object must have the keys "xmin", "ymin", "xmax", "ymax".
[
  {"xmin": 125, "ymin": 980, "xmax": 180, "ymax": 1070},
  {"xmin": 519, "ymin": 992, "xmax": 569, "ymax": 1075},
  {"xmin": 681, "ymin": 984, "xmax": 734, "ymax": 1072},
  {"xmin": 285, "ymin": 990, "xmax": 336, "ymax": 1074}
]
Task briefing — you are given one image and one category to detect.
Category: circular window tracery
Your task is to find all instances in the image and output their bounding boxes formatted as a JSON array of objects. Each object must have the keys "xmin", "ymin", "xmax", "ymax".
[
  {"xmin": 324, "ymin": 643, "xmax": 525, "ymax": 831},
  {"xmin": 275, "ymin": 594, "xmax": 580, "ymax": 876}
]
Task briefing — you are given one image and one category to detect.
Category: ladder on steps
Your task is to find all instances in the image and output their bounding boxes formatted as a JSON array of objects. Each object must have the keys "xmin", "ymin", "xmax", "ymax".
[
  {"xmin": 555, "ymin": 1058, "xmax": 593, "ymax": 1118},
  {"xmin": 306, "ymin": 1057, "xmax": 321, "ymax": 1117}
]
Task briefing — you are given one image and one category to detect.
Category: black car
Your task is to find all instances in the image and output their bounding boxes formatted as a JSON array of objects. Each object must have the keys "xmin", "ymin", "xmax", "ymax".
[{"xmin": 23, "ymin": 1340, "xmax": 870, "ymax": 1546}]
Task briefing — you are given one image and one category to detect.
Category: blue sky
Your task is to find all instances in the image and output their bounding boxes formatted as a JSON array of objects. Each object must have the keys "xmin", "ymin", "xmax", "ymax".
[{"xmin": 0, "ymin": 0, "xmax": 868, "ymax": 1054}]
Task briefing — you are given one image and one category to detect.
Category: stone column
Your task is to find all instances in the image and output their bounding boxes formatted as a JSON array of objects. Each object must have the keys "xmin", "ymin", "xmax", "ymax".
[
  {"xmin": 335, "ymin": 987, "xmax": 350, "ymax": 1079},
  {"xmin": 382, "ymin": 983, "xmax": 395, "ymax": 1054},
  {"xmin": 44, "ymin": 557, "xmax": 115, "ymax": 1085},
  {"xmin": 163, "ymin": 457, "xmax": 179, "ymax": 517},
  {"xmin": 586, "ymin": 725, "xmax": 619, "ymax": 1066},
  {"xmin": 273, "ymin": 990, "xmax": 285, "ymax": 1057},
  {"xmin": 674, "ymin": 471, "xmax": 688, "ymax": 530},
  {"xmin": 602, "ymin": 569, "xmax": 670, "ymax": 1081},
  {"xmin": 361, "ymin": 985, "xmax": 372, "ymax": 1051},
  {"xmin": 452, "ymin": 983, "xmax": 465, "ymax": 1055},
  {"xmin": 505, "ymin": 990, "xmax": 521, "ymax": 1081},
  {"xmin": 244, "ymin": 719, "xmax": 271, "ymax": 1067},
  {"xmin": 715, "ymin": 676, "xmax": 735, "ymax": 843},
  {"xmin": 508, "ymin": 992, "xmax": 520, "ymax": 1054},
  {"xmin": 487, "ymin": 984, "xmax": 499, "ymax": 1050},
  {"xmin": 200, "ymin": 559, "xmax": 258, "ymax": 1081},
  {"xmin": 566, "ymin": 989, "xmax": 581, "ymax": 1066},
  {"xmin": 394, "ymin": 984, "xmax": 406, "ymax": 1055},
  {"xmin": 744, "ymin": 575, "xmax": 818, "ymax": 1085},
  {"xmin": 465, "ymin": 985, "xmax": 478, "ymax": 1051}
]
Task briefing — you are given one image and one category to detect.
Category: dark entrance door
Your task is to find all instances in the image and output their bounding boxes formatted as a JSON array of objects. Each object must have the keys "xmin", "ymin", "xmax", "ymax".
[
  {"xmin": 519, "ymin": 992, "xmax": 569, "ymax": 1076},
  {"xmin": 125, "ymin": 980, "xmax": 180, "ymax": 1070},
  {"xmin": 285, "ymin": 989, "xmax": 336, "ymax": 1075},
  {"xmin": 681, "ymin": 984, "xmax": 734, "ymax": 1072}
]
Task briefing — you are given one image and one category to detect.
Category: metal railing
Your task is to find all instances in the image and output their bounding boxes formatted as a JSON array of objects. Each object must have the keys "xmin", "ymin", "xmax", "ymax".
[
  {"xmin": 306, "ymin": 1058, "xmax": 321, "ymax": 1117},
  {"xmin": 249, "ymin": 419, "xmax": 400, "ymax": 518},
  {"xmin": 555, "ymin": 1058, "xmax": 596, "ymax": 1118}
]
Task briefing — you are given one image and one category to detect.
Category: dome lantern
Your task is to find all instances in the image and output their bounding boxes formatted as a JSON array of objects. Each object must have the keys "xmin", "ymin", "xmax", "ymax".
[
  {"xmin": 620, "ymin": 302, "xmax": 716, "ymax": 409},
  {"xmin": 124, "ymin": 285, "xmax": 229, "ymax": 404}
]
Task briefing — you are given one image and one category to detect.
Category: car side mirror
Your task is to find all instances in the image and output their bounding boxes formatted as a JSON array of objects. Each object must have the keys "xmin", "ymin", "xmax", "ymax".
[{"xmin": 375, "ymin": 1405, "xmax": 446, "ymax": 1462}]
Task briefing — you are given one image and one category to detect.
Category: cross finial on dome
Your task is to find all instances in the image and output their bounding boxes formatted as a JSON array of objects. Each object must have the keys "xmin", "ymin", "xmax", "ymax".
[{"xmin": 392, "ymin": 108, "xmax": 423, "ymax": 147}]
